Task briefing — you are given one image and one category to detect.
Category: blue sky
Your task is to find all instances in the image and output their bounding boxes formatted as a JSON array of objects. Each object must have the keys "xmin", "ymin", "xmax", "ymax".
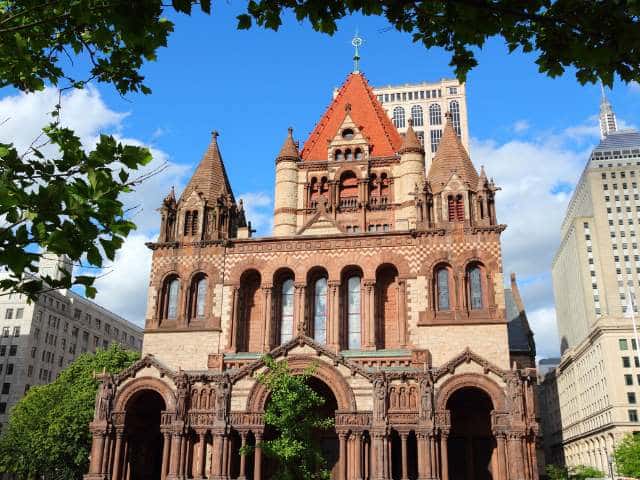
[{"xmin": 2, "ymin": 4, "xmax": 639, "ymax": 359}]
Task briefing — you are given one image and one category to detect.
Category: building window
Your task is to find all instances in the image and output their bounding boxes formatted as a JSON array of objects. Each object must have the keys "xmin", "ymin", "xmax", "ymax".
[
  {"xmin": 12, "ymin": 327, "xmax": 19, "ymax": 337},
  {"xmin": 9, "ymin": 346, "xmax": 16, "ymax": 356},
  {"xmin": 448, "ymin": 194, "xmax": 464, "ymax": 222},
  {"xmin": 0, "ymin": 403, "xmax": 5, "ymax": 414},
  {"xmin": 2, "ymin": 383, "xmax": 10, "ymax": 395},
  {"xmin": 429, "ymin": 104, "xmax": 442, "ymax": 126},
  {"xmin": 620, "ymin": 338, "xmax": 629, "ymax": 350},
  {"xmin": 279, "ymin": 278, "xmax": 294, "ymax": 345},
  {"xmin": 430, "ymin": 129, "xmax": 443, "ymax": 153},
  {"xmin": 346, "ymin": 275, "xmax": 361, "ymax": 349},
  {"xmin": 449, "ymin": 100, "xmax": 461, "ymax": 136},
  {"xmin": 6, "ymin": 364, "xmax": 13, "ymax": 375},
  {"xmin": 623, "ymin": 356, "xmax": 631, "ymax": 368},
  {"xmin": 468, "ymin": 265, "xmax": 483, "ymax": 309},
  {"xmin": 15, "ymin": 308, "xmax": 23, "ymax": 319},
  {"xmin": 313, "ymin": 277, "xmax": 328, "ymax": 344},
  {"xmin": 4, "ymin": 309, "xmax": 12, "ymax": 320},
  {"xmin": 628, "ymin": 392, "xmax": 637, "ymax": 404},
  {"xmin": 187, "ymin": 274, "xmax": 208, "ymax": 321},
  {"xmin": 27, "ymin": 365, "xmax": 33, "ymax": 377},
  {"xmin": 625, "ymin": 374, "xmax": 633, "ymax": 385},
  {"xmin": 393, "ymin": 106, "xmax": 405, "ymax": 129},
  {"xmin": 629, "ymin": 409, "xmax": 638, "ymax": 422},
  {"xmin": 162, "ymin": 277, "xmax": 180, "ymax": 320},
  {"xmin": 436, "ymin": 267, "xmax": 451, "ymax": 311},
  {"xmin": 411, "ymin": 105, "xmax": 424, "ymax": 127}
]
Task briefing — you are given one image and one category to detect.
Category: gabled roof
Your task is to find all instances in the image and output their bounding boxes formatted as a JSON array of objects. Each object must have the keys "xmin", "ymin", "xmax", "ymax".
[
  {"xmin": 180, "ymin": 131, "xmax": 235, "ymax": 203},
  {"xmin": 301, "ymin": 73, "xmax": 402, "ymax": 161},
  {"xmin": 427, "ymin": 116, "xmax": 478, "ymax": 191}
]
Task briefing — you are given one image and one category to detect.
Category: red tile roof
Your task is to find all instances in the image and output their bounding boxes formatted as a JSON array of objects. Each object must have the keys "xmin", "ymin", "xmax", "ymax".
[{"xmin": 301, "ymin": 73, "xmax": 402, "ymax": 161}]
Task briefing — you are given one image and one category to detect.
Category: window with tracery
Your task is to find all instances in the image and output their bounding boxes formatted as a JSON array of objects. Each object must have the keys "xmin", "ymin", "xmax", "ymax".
[
  {"xmin": 347, "ymin": 276, "xmax": 361, "ymax": 349},
  {"xmin": 411, "ymin": 105, "xmax": 424, "ymax": 127},
  {"xmin": 280, "ymin": 278, "xmax": 294, "ymax": 344},
  {"xmin": 163, "ymin": 277, "xmax": 180, "ymax": 320},
  {"xmin": 436, "ymin": 268, "xmax": 450, "ymax": 311},
  {"xmin": 429, "ymin": 104, "xmax": 442, "ymax": 126},
  {"xmin": 450, "ymin": 100, "xmax": 461, "ymax": 136},
  {"xmin": 468, "ymin": 265, "xmax": 483, "ymax": 309},
  {"xmin": 313, "ymin": 278, "xmax": 328, "ymax": 344}
]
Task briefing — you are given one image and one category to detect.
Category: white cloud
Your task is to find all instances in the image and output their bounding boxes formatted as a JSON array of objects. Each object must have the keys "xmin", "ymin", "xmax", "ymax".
[
  {"xmin": 238, "ymin": 191, "xmax": 274, "ymax": 236},
  {"xmin": 0, "ymin": 85, "xmax": 190, "ymax": 322},
  {"xmin": 527, "ymin": 307, "xmax": 559, "ymax": 360},
  {"xmin": 513, "ymin": 120, "xmax": 530, "ymax": 133}
]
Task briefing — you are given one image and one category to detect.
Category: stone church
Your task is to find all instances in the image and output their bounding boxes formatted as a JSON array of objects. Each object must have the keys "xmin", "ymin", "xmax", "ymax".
[{"xmin": 85, "ymin": 71, "xmax": 538, "ymax": 480}]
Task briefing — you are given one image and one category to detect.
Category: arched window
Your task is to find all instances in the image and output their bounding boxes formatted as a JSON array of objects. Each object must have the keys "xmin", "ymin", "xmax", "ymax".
[
  {"xmin": 345, "ymin": 149, "xmax": 353, "ymax": 161},
  {"xmin": 187, "ymin": 275, "xmax": 207, "ymax": 320},
  {"xmin": 339, "ymin": 171, "xmax": 359, "ymax": 208},
  {"xmin": 335, "ymin": 149, "xmax": 344, "ymax": 161},
  {"xmin": 355, "ymin": 148, "xmax": 363, "ymax": 161},
  {"xmin": 184, "ymin": 211, "xmax": 192, "ymax": 236},
  {"xmin": 280, "ymin": 278, "xmax": 294, "ymax": 344},
  {"xmin": 448, "ymin": 195, "xmax": 464, "ymax": 222},
  {"xmin": 429, "ymin": 104, "xmax": 442, "ymax": 126},
  {"xmin": 393, "ymin": 106, "xmax": 406, "ymax": 129},
  {"xmin": 411, "ymin": 105, "xmax": 424, "ymax": 127},
  {"xmin": 450, "ymin": 100, "xmax": 461, "ymax": 136},
  {"xmin": 436, "ymin": 267, "xmax": 450, "ymax": 311},
  {"xmin": 191, "ymin": 210, "xmax": 198, "ymax": 236},
  {"xmin": 313, "ymin": 278, "xmax": 328, "ymax": 344},
  {"xmin": 164, "ymin": 277, "xmax": 180, "ymax": 320},
  {"xmin": 468, "ymin": 265, "xmax": 483, "ymax": 309},
  {"xmin": 347, "ymin": 276, "xmax": 361, "ymax": 349}
]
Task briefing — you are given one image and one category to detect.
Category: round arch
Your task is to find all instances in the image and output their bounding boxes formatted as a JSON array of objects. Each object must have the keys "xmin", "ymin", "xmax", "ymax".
[
  {"xmin": 435, "ymin": 372, "xmax": 506, "ymax": 411},
  {"xmin": 246, "ymin": 355, "xmax": 357, "ymax": 412},
  {"xmin": 114, "ymin": 376, "xmax": 177, "ymax": 413}
]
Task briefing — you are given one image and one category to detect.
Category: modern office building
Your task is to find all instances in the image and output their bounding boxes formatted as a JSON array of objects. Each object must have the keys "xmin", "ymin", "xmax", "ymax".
[
  {"xmin": 546, "ymin": 92, "xmax": 640, "ymax": 471},
  {"xmin": 0, "ymin": 253, "xmax": 143, "ymax": 430},
  {"xmin": 371, "ymin": 78, "xmax": 469, "ymax": 171}
]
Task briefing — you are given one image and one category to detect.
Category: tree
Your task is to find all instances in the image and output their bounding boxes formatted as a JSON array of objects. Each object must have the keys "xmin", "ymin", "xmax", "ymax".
[
  {"xmin": 3, "ymin": 0, "xmax": 639, "ymax": 299},
  {"xmin": 546, "ymin": 464, "xmax": 569, "ymax": 480},
  {"xmin": 615, "ymin": 434, "xmax": 640, "ymax": 479},
  {"xmin": 569, "ymin": 465, "xmax": 605, "ymax": 479},
  {"xmin": 0, "ymin": 344, "xmax": 139, "ymax": 479},
  {"xmin": 241, "ymin": 355, "xmax": 334, "ymax": 480}
]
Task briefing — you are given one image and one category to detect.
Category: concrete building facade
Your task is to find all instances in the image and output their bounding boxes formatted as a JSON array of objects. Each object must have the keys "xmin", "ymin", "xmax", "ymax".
[
  {"xmin": 545, "ymin": 94, "xmax": 640, "ymax": 471},
  {"xmin": 84, "ymin": 71, "xmax": 537, "ymax": 480},
  {"xmin": 371, "ymin": 79, "xmax": 469, "ymax": 173},
  {"xmin": 0, "ymin": 254, "xmax": 143, "ymax": 430}
]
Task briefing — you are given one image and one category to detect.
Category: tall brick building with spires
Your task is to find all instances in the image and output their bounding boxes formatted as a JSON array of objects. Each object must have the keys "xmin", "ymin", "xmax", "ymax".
[{"xmin": 85, "ymin": 71, "xmax": 538, "ymax": 480}]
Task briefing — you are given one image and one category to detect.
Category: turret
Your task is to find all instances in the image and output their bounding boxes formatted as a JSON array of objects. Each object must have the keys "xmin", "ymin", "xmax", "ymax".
[
  {"xmin": 273, "ymin": 127, "xmax": 300, "ymax": 236},
  {"xmin": 395, "ymin": 118, "xmax": 426, "ymax": 230},
  {"xmin": 159, "ymin": 186, "xmax": 177, "ymax": 242}
]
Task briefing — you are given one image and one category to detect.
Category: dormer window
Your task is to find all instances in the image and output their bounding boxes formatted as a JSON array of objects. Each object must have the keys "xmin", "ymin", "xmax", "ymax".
[{"xmin": 342, "ymin": 128, "xmax": 354, "ymax": 140}]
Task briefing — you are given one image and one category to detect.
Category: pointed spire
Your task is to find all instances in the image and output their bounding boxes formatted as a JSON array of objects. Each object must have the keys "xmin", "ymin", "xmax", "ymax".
[
  {"xmin": 163, "ymin": 185, "xmax": 176, "ymax": 206},
  {"xmin": 180, "ymin": 130, "xmax": 234, "ymax": 203},
  {"xmin": 599, "ymin": 82, "xmax": 618, "ymax": 139},
  {"xmin": 427, "ymin": 112, "xmax": 479, "ymax": 192},
  {"xmin": 276, "ymin": 127, "xmax": 300, "ymax": 162},
  {"xmin": 477, "ymin": 165, "xmax": 488, "ymax": 190},
  {"xmin": 399, "ymin": 118, "xmax": 424, "ymax": 154}
]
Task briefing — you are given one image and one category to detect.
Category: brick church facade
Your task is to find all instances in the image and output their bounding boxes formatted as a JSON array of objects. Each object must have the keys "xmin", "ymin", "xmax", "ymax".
[{"xmin": 85, "ymin": 72, "xmax": 538, "ymax": 480}]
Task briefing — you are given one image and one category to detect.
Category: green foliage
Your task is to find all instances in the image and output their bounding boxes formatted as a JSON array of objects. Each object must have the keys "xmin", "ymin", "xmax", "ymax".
[
  {"xmin": 615, "ymin": 433, "xmax": 640, "ymax": 478},
  {"xmin": 545, "ymin": 464, "xmax": 605, "ymax": 480},
  {"xmin": 0, "ymin": 344, "xmax": 139, "ymax": 479},
  {"xmin": 241, "ymin": 355, "xmax": 334, "ymax": 480},
  {"xmin": 237, "ymin": 0, "xmax": 640, "ymax": 87}
]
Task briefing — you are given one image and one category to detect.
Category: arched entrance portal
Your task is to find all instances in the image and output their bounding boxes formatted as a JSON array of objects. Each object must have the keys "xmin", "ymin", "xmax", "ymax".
[
  {"xmin": 262, "ymin": 376, "xmax": 340, "ymax": 479},
  {"xmin": 124, "ymin": 389, "xmax": 166, "ymax": 480},
  {"xmin": 447, "ymin": 387, "xmax": 496, "ymax": 480}
]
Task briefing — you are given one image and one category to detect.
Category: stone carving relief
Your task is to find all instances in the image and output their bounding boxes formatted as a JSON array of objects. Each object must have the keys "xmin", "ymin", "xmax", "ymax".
[{"xmin": 94, "ymin": 374, "xmax": 115, "ymax": 422}]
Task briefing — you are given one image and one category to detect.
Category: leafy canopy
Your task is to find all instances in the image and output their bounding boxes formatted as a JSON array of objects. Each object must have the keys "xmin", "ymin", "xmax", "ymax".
[
  {"xmin": 242, "ymin": 355, "xmax": 334, "ymax": 480},
  {"xmin": 545, "ymin": 464, "xmax": 605, "ymax": 480},
  {"xmin": 614, "ymin": 433, "xmax": 640, "ymax": 478},
  {"xmin": 0, "ymin": 344, "xmax": 139, "ymax": 479},
  {"xmin": 2, "ymin": 0, "xmax": 638, "ymax": 299}
]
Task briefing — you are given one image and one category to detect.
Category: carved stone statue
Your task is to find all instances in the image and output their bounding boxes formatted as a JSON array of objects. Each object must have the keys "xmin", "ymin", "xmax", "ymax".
[
  {"xmin": 216, "ymin": 375, "xmax": 231, "ymax": 422},
  {"xmin": 419, "ymin": 375, "xmax": 433, "ymax": 421},
  {"xmin": 373, "ymin": 373, "xmax": 387, "ymax": 423},
  {"xmin": 94, "ymin": 374, "xmax": 115, "ymax": 421},
  {"xmin": 175, "ymin": 371, "xmax": 189, "ymax": 420},
  {"xmin": 507, "ymin": 374, "xmax": 524, "ymax": 418}
]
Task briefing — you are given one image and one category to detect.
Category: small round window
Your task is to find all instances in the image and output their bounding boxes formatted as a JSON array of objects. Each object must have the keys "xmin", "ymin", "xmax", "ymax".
[{"xmin": 342, "ymin": 128, "xmax": 354, "ymax": 140}]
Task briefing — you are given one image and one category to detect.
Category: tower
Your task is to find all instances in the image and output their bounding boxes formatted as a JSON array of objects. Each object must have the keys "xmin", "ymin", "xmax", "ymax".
[
  {"xmin": 395, "ymin": 118, "xmax": 426, "ymax": 230},
  {"xmin": 599, "ymin": 84, "xmax": 618, "ymax": 139},
  {"xmin": 273, "ymin": 127, "xmax": 300, "ymax": 236}
]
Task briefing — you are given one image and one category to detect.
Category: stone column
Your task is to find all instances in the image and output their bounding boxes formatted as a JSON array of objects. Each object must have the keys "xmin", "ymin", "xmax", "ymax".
[
  {"xmin": 238, "ymin": 431, "xmax": 248, "ymax": 480},
  {"xmin": 507, "ymin": 433, "xmax": 525, "ymax": 480},
  {"xmin": 226, "ymin": 286, "xmax": 240, "ymax": 351},
  {"xmin": 294, "ymin": 282, "xmax": 307, "ymax": 336},
  {"xmin": 102, "ymin": 432, "xmax": 113, "ymax": 474},
  {"xmin": 193, "ymin": 430, "xmax": 207, "ymax": 479},
  {"xmin": 328, "ymin": 281, "xmax": 341, "ymax": 350},
  {"xmin": 254, "ymin": 432, "xmax": 263, "ymax": 480},
  {"xmin": 416, "ymin": 432, "xmax": 426, "ymax": 480},
  {"xmin": 262, "ymin": 286, "xmax": 273, "ymax": 351},
  {"xmin": 440, "ymin": 431, "xmax": 449, "ymax": 480},
  {"xmin": 400, "ymin": 432, "xmax": 409, "ymax": 480},
  {"xmin": 161, "ymin": 431, "xmax": 171, "ymax": 480},
  {"xmin": 354, "ymin": 431, "xmax": 363, "ymax": 480},
  {"xmin": 112, "ymin": 430, "xmax": 125, "ymax": 480},
  {"xmin": 495, "ymin": 432, "xmax": 507, "ymax": 480},
  {"xmin": 88, "ymin": 425, "xmax": 107, "ymax": 475},
  {"xmin": 397, "ymin": 279, "xmax": 408, "ymax": 347},
  {"xmin": 363, "ymin": 280, "xmax": 377, "ymax": 349},
  {"xmin": 372, "ymin": 431, "xmax": 388, "ymax": 480},
  {"xmin": 338, "ymin": 432, "xmax": 348, "ymax": 480}
]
